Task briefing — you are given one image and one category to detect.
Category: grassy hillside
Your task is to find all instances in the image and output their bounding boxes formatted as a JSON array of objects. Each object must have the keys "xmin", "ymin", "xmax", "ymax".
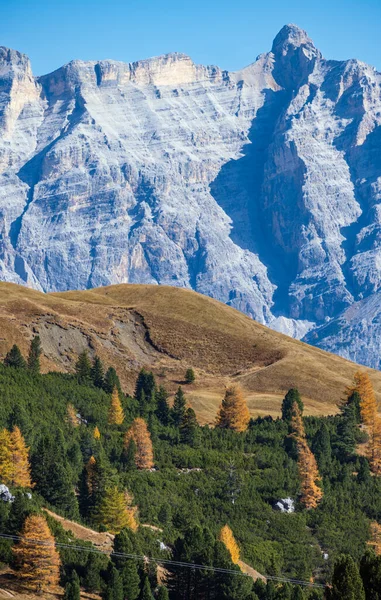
[{"xmin": 0, "ymin": 282, "xmax": 379, "ymax": 422}]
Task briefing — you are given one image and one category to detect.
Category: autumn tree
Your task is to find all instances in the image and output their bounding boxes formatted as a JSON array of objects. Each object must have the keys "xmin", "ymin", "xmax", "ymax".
[
  {"xmin": 13, "ymin": 514, "xmax": 61, "ymax": 593},
  {"xmin": 348, "ymin": 371, "xmax": 381, "ymax": 474},
  {"xmin": 67, "ymin": 404, "xmax": 80, "ymax": 427},
  {"xmin": 108, "ymin": 388, "xmax": 124, "ymax": 425},
  {"xmin": 28, "ymin": 335, "xmax": 42, "ymax": 373},
  {"xmin": 291, "ymin": 403, "xmax": 323, "ymax": 509},
  {"xmin": 124, "ymin": 418, "xmax": 154, "ymax": 469},
  {"xmin": 10, "ymin": 427, "xmax": 32, "ymax": 488},
  {"xmin": 93, "ymin": 426, "xmax": 101, "ymax": 440},
  {"xmin": 96, "ymin": 486, "xmax": 137, "ymax": 533},
  {"xmin": 0, "ymin": 429, "xmax": 13, "ymax": 485},
  {"xmin": 216, "ymin": 385, "xmax": 250, "ymax": 433},
  {"xmin": 219, "ymin": 524, "xmax": 240, "ymax": 564}
]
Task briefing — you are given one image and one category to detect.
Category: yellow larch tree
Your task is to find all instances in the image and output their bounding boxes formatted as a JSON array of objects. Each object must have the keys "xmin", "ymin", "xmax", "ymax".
[
  {"xmin": 124, "ymin": 418, "xmax": 154, "ymax": 469},
  {"xmin": 108, "ymin": 388, "xmax": 125, "ymax": 425},
  {"xmin": 67, "ymin": 404, "xmax": 80, "ymax": 427},
  {"xmin": 219, "ymin": 524, "xmax": 240, "ymax": 564},
  {"xmin": 0, "ymin": 429, "xmax": 13, "ymax": 485},
  {"xmin": 12, "ymin": 514, "xmax": 61, "ymax": 593},
  {"xmin": 93, "ymin": 426, "xmax": 101, "ymax": 440},
  {"xmin": 216, "ymin": 385, "xmax": 250, "ymax": 433},
  {"xmin": 349, "ymin": 371, "xmax": 381, "ymax": 474},
  {"xmin": 96, "ymin": 486, "xmax": 138, "ymax": 534},
  {"xmin": 10, "ymin": 427, "xmax": 32, "ymax": 488},
  {"xmin": 290, "ymin": 402, "xmax": 323, "ymax": 509},
  {"xmin": 352, "ymin": 371, "xmax": 378, "ymax": 427}
]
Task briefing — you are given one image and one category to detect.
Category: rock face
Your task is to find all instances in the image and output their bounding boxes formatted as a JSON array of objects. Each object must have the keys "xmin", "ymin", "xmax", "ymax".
[{"xmin": 1, "ymin": 25, "xmax": 381, "ymax": 367}]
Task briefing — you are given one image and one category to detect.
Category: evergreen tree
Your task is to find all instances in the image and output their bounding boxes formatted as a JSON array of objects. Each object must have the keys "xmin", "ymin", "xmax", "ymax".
[
  {"xmin": 157, "ymin": 587, "xmax": 169, "ymax": 600},
  {"xmin": 312, "ymin": 423, "xmax": 332, "ymax": 472},
  {"xmin": 337, "ymin": 401, "xmax": 357, "ymax": 460},
  {"xmin": 4, "ymin": 345, "xmax": 26, "ymax": 369},
  {"xmin": 104, "ymin": 367, "xmax": 122, "ymax": 395},
  {"xmin": 105, "ymin": 566, "xmax": 123, "ymax": 600},
  {"xmin": 282, "ymin": 388, "xmax": 304, "ymax": 422},
  {"xmin": 140, "ymin": 576, "xmax": 154, "ymax": 600},
  {"xmin": 7, "ymin": 491, "xmax": 32, "ymax": 535},
  {"xmin": 108, "ymin": 388, "xmax": 125, "ymax": 425},
  {"xmin": 216, "ymin": 385, "xmax": 250, "ymax": 433},
  {"xmin": 91, "ymin": 355, "xmax": 105, "ymax": 388},
  {"xmin": 27, "ymin": 335, "xmax": 42, "ymax": 373},
  {"xmin": 113, "ymin": 531, "xmax": 141, "ymax": 600},
  {"xmin": 172, "ymin": 387, "xmax": 187, "ymax": 427},
  {"xmin": 83, "ymin": 552, "xmax": 103, "ymax": 592},
  {"xmin": 64, "ymin": 569, "xmax": 81, "ymax": 600},
  {"xmin": 75, "ymin": 350, "xmax": 92, "ymax": 383},
  {"xmin": 328, "ymin": 555, "xmax": 365, "ymax": 600},
  {"xmin": 180, "ymin": 408, "xmax": 200, "ymax": 447},
  {"xmin": 360, "ymin": 550, "xmax": 381, "ymax": 600},
  {"xmin": 124, "ymin": 418, "xmax": 154, "ymax": 469},
  {"xmin": 122, "ymin": 439, "xmax": 137, "ymax": 472},
  {"xmin": 135, "ymin": 369, "xmax": 156, "ymax": 416},
  {"xmin": 156, "ymin": 386, "xmax": 170, "ymax": 425},
  {"xmin": 185, "ymin": 368, "xmax": 195, "ymax": 384},
  {"xmin": 13, "ymin": 514, "xmax": 61, "ymax": 593}
]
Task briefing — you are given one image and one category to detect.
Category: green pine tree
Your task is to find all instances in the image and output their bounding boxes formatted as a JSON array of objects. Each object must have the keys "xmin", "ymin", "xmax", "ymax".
[
  {"xmin": 172, "ymin": 387, "xmax": 186, "ymax": 427},
  {"xmin": 157, "ymin": 587, "xmax": 169, "ymax": 600},
  {"xmin": 337, "ymin": 401, "xmax": 357, "ymax": 460},
  {"xmin": 27, "ymin": 335, "xmax": 42, "ymax": 373},
  {"xmin": 75, "ymin": 350, "xmax": 92, "ymax": 383},
  {"xmin": 139, "ymin": 576, "xmax": 154, "ymax": 600},
  {"xmin": 122, "ymin": 438, "xmax": 137, "ymax": 472},
  {"xmin": 64, "ymin": 570, "xmax": 81, "ymax": 600},
  {"xmin": 91, "ymin": 355, "xmax": 105, "ymax": 388},
  {"xmin": 328, "ymin": 555, "xmax": 365, "ymax": 600},
  {"xmin": 312, "ymin": 423, "xmax": 332, "ymax": 472},
  {"xmin": 4, "ymin": 345, "xmax": 26, "ymax": 369},
  {"xmin": 185, "ymin": 368, "xmax": 195, "ymax": 384},
  {"xmin": 360, "ymin": 550, "xmax": 381, "ymax": 600},
  {"xmin": 155, "ymin": 386, "xmax": 170, "ymax": 425},
  {"xmin": 105, "ymin": 566, "xmax": 123, "ymax": 600},
  {"xmin": 103, "ymin": 367, "xmax": 122, "ymax": 395},
  {"xmin": 180, "ymin": 408, "xmax": 200, "ymax": 447},
  {"xmin": 281, "ymin": 389, "xmax": 304, "ymax": 421}
]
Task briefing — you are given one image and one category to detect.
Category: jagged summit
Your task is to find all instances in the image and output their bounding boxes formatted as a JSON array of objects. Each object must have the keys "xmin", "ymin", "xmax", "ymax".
[
  {"xmin": 272, "ymin": 24, "xmax": 312, "ymax": 48},
  {"xmin": 0, "ymin": 28, "xmax": 381, "ymax": 369}
]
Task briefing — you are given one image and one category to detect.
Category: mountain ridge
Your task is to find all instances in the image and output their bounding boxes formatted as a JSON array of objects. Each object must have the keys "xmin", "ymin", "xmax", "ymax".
[{"xmin": 1, "ymin": 25, "xmax": 381, "ymax": 368}]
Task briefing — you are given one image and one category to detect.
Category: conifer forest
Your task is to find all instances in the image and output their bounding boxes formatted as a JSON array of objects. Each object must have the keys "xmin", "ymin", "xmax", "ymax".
[{"xmin": 0, "ymin": 337, "xmax": 381, "ymax": 599}]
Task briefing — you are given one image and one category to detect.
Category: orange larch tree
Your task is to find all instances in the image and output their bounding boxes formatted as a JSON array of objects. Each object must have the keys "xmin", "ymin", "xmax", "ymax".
[
  {"xmin": 108, "ymin": 388, "xmax": 125, "ymax": 425},
  {"xmin": 124, "ymin": 418, "xmax": 154, "ymax": 469},
  {"xmin": 85, "ymin": 456, "xmax": 97, "ymax": 495},
  {"xmin": 93, "ymin": 426, "xmax": 101, "ymax": 440},
  {"xmin": 13, "ymin": 514, "xmax": 61, "ymax": 593},
  {"xmin": 219, "ymin": 524, "xmax": 240, "ymax": 564},
  {"xmin": 0, "ymin": 429, "xmax": 13, "ymax": 485},
  {"xmin": 10, "ymin": 426, "xmax": 32, "ymax": 488},
  {"xmin": 350, "ymin": 371, "xmax": 381, "ymax": 474},
  {"xmin": 290, "ymin": 402, "xmax": 323, "ymax": 509},
  {"xmin": 216, "ymin": 385, "xmax": 250, "ymax": 433}
]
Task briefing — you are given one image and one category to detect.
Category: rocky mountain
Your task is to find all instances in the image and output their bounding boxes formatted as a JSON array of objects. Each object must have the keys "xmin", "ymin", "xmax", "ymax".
[{"xmin": 0, "ymin": 25, "xmax": 381, "ymax": 367}]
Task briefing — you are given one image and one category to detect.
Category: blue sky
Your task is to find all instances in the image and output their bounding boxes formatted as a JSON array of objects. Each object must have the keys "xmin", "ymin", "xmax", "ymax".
[{"xmin": 2, "ymin": 0, "xmax": 381, "ymax": 75}]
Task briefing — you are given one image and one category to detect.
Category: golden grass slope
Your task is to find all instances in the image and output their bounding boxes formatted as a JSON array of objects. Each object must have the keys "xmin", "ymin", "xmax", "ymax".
[{"xmin": 0, "ymin": 282, "xmax": 380, "ymax": 423}]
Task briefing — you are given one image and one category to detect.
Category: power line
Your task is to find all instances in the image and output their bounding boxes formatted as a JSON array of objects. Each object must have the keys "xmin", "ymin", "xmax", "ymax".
[{"xmin": 0, "ymin": 532, "xmax": 325, "ymax": 589}]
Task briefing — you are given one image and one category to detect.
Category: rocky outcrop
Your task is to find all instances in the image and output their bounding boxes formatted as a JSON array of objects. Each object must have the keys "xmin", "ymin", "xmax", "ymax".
[{"xmin": 0, "ymin": 25, "xmax": 381, "ymax": 367}]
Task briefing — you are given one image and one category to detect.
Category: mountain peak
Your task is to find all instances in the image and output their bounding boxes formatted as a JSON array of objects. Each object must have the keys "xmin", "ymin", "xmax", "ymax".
[{"xmin": 272, "ymin": 24, "xmax": 312, "ymax": 50}]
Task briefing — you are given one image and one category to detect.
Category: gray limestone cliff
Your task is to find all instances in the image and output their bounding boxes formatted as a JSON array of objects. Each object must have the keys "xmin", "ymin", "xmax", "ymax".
[{"xmin": 1, "ymin": 25, "xmax": 381, "ymax": 367}]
